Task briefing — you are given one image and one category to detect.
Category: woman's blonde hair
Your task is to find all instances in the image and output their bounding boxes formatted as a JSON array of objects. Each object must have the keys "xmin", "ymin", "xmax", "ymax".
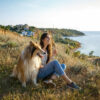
[{"xmin": 40, "ymin": 33, "xmax": 54, "ymax": 63}]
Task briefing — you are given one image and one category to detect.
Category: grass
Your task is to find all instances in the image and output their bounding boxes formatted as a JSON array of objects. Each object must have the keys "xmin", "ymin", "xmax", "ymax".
[{"xmin": 0, "ymin": 30, "xmax": 100, "ymax": 100}]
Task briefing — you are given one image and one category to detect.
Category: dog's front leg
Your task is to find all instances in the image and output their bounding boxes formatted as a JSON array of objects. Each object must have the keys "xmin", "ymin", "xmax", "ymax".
[
  {"xmin": 19, "ymin": 71, "xmax": 26, "ymax": 88},
  {"xmin": 21, "ymin": 76, "xmax": 26, "ymax": 87},
  {"xmin": 32, "ymin": 73, "xmax": 38, "ymax": 86},
  {"xmin": 18, "ymin": 73, "xmax": 26, "ymax": 88},
  {"xmin": 33, "ymin": 78, "xmax": 38, "ymax": 86}
]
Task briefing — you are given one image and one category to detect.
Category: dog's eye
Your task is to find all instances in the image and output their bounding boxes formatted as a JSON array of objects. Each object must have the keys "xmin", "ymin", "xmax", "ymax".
[
  {"xmin": 37, "ymin": 53, "xmax": 41, "ymax": 57},
  {"xmin": 37, "ymin": 53, "xmax": 39, "ymax": 56}
]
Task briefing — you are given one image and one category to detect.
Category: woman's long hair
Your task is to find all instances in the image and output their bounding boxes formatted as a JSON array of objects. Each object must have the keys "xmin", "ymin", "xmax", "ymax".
[{"xmin": 40, "ymin": 33, "xmax": 52, "ymax": 63}]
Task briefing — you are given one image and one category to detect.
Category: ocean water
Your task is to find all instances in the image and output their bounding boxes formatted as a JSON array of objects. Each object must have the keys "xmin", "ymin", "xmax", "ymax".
[{"xmin": 68, "ymin": 31, "xmax": 100, "ymax": 56}]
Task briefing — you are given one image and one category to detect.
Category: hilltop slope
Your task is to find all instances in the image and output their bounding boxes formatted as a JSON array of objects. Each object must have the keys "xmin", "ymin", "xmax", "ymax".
[{"xmin": 0, "ymin": 30, "xmax": 100, "ymax": 100}]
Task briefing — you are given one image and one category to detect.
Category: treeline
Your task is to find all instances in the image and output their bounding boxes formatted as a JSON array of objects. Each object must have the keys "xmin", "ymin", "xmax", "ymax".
[
  {"xmin": 0, "ymin": 24, "xmax": 35, "ymax": 33},
  {"xmin": 39, "ymin": 28, "xmax": 85, "ymax": 36},
  {"xmin": 0, "ymin": 24, "xmax": 85, "ymax": 36}
]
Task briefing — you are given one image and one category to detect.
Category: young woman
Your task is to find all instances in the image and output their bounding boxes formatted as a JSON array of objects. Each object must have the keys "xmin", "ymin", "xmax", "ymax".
[{"xmin": 37, "ymin": 33, "xmax": 80, "ymax": 89}]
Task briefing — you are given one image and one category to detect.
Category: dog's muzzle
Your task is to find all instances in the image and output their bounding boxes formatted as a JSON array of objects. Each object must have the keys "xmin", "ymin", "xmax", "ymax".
[{"xmin": 37, "ymin": 52, "xmax": 46, "ymax": 58}]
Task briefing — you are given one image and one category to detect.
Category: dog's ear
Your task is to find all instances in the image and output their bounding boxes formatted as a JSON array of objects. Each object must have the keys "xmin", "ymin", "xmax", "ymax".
[
  {"xmin": 29, "ymin": 41, "xmax": 32, "ymax": 45},
  {"xmin": 35, "ymin": 42, "xmax": 37, "ymax": 44},
  {"xmin": 29, "ymin": 41, "xmax": 36, "ymax": 46}
]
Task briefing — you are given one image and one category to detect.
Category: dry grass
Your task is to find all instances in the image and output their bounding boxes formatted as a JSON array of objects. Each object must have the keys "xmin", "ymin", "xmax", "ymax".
[{"xmin": 0, "ymin": 30, "xmax": 100, "ymax": 100}]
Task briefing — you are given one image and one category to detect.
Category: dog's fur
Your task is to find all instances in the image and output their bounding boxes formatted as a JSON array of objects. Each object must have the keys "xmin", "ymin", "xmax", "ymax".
[{"xmin": 10, "ymin": 41, "xmax": 45, "ymax": 87}]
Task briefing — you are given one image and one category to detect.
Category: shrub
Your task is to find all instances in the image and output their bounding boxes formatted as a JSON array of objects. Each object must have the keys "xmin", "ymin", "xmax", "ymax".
[
  {"xmin": 79, "ymin": 54, "xmax": 88, "ymax": 60},
  {"xmin": 6, "ymin": 41, "xmax": 18, "ymax": 48},
  {"xmin": 66, "ymin": 47, "xmax": 70, "ymax": 54},
  {"xmin": 73, "ymin": 51, "xmax": 81, "ymax": 57},
  {"xmin": 89, "ymin": 51, "xmax": 94, "ymax": 56}
]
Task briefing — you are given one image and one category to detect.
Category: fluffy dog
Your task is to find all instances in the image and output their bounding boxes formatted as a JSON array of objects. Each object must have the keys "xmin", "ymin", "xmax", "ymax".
[{"xmin": 10, "ymin": 41, "xmax": 45, "ymax": 87}]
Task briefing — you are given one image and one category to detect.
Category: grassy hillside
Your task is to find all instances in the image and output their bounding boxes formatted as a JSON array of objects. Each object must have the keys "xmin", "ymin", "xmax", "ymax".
[{"xmin": 0, "ymin": 29, "xmax": 100, "ymax": 100}]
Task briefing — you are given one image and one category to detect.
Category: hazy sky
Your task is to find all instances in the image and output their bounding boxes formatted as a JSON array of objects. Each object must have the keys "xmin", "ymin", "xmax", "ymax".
[{"xmin": 0, "ymin": 0, "xmax": 100, "ymax": 31}]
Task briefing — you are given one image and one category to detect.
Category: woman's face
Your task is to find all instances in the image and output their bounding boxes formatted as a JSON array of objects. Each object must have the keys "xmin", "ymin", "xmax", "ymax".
[{"xmin": 42, "ymin": 35, "xmax": 51, "ymax": 46}]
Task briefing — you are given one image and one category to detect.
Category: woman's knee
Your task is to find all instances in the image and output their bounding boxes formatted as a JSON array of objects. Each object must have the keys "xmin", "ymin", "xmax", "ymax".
[
  {"xmin": 53, "ymin": 60, "xmax": 59, "ymax": 65},
  {"xmin": 52, "ymin": 60, "xmax": 60, "ymax": 69},
  {"xmin": 52, "ymin": 60, "xmax": 66, "ymax": 70},
  {"xmin": 61, "ymin": 64, "xmax": 66, "ymax": 70}
]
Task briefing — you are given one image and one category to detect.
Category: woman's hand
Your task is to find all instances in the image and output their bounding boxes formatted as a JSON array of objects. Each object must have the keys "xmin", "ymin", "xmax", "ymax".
[{"xmin": 40, "ymin": 65, "xmax": 44, "ymax": 68}]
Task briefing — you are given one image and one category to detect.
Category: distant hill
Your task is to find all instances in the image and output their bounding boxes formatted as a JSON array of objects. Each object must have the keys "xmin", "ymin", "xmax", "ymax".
[
  {"xmin": 0, "ymin": 24, "xmax": 85, "ymax": 37},
  {"xmin": 39, "ymin": 28, "xmax": 85, "ymax": 36}
]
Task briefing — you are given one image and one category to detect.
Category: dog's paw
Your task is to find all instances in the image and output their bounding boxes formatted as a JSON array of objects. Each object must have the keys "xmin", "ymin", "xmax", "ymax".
[
  {"xmin": 22, "ymin": 82, "xmax": 26, "ymax": 88},
  {"xmin": 34, "ymin": 83, "xmax": 38, "ymax": 86},
  {"xmin": 32, "ymin": 79, "xmax": 38, "ymax": 86}
]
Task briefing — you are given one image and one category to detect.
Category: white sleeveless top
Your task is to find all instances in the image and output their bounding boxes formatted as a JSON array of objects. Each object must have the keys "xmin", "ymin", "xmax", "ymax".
[{"xmin": 41, "ymin": 51, "xmax": 48, "ymax": 66}]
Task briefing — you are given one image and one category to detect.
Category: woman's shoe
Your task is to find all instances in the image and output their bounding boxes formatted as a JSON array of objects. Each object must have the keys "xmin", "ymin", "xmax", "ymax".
[
  {"xmin": 43, "ymin": 80, "xmax": 56, "ymax": 87},
  {"xmin": 67, "ymin": 82, "xmax": 81, "ymax": 90}
]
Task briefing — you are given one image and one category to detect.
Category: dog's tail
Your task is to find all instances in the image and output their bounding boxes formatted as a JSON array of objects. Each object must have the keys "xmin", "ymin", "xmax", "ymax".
[{"xmin": 10, "ymin": 65, "xmax": 17, "ymax": 77}]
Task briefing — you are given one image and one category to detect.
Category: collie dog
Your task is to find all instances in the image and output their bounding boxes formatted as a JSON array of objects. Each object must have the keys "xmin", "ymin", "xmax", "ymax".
[{"xmin": 10, "ymin": 41, "xmax": 45, "ymax": 87}]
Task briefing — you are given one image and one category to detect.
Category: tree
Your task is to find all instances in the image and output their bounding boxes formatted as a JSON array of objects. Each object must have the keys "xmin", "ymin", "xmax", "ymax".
[{"xmin": 89, "ymin": 51, "xmax": 94, "ymax": 56}]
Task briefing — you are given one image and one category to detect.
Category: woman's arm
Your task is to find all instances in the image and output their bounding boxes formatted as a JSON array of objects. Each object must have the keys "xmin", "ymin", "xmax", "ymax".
[
  {"xmin": 52, "ymin": 48, "xmax": 57, "ymax": 57},
  {"xmin": 38, "ymin": 53, "xmax": 45, "ymax": 68}
]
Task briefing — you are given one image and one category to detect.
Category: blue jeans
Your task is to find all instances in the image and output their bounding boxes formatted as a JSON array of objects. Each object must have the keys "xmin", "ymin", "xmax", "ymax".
[{"xmin": 37, "ymin": 60, "xmax": 66, "ymax": 80}]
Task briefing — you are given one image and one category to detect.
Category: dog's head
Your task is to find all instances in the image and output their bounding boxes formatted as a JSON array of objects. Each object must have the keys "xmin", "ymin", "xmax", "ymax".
[{"xmin": 29, "ymin": 41, "xmax": 46, "ymax": 57}]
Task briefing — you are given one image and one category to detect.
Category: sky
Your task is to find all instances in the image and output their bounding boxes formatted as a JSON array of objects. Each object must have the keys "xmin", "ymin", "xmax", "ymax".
[{"xmin": 0, "ymin": 0, "xmax": 100, "ymax": 31}]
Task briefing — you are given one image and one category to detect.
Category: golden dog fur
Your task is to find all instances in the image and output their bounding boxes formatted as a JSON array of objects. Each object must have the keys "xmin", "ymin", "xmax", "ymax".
[{"xmin": 10, "ymin": 41, "xmax": 45, "ymax": 87}]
